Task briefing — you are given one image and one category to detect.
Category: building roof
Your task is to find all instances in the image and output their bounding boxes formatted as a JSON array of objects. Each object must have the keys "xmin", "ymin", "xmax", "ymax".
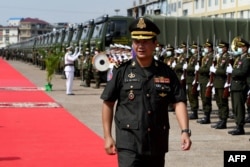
[{"xmin": 21, "ymin": 17, "xmax": 49, "ymax": 24}]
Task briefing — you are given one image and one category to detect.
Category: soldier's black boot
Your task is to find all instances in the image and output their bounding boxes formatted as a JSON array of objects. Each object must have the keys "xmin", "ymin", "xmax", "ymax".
[
  {"xmin": 83, "ymin": 80, "xmax": 90, "ymax": 87},
  {"xmin": 229, "ymin": 125, "xmax": 245, "ymax": 135},
  {"xmin": 211, "ymin": 120, "xmax": 222, "ymax": 128},
  {"xmin": 215, "ymin": 119, "xmax": 227, "ymax": 129},
  {"xmin": 197, "ymin": 112, "xmax": 210, "ymax": 124},
  {"xmin": 245, "ymin": 115, "xmax": 250, "ymax": 123},
  {"xmin": 189, "ymin": 110, "xmax": 198, "ymax": 120}
]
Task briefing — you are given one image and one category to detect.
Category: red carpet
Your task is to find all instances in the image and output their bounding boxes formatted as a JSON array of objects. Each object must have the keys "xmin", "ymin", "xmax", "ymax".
[{"xmin": 0, "ymin": 59, "xmax": 117, "ymax": 167}]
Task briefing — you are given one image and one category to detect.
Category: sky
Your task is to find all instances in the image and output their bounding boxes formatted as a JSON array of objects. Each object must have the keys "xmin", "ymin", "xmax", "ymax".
[{"xmin": 0, "ymin": 0, "xmax": 134, "ymax": 25}]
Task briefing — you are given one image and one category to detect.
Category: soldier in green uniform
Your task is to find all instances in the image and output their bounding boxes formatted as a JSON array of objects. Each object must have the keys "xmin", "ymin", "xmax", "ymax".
[
  {"xmin": 175, "ymin": 42, "xmax": 190, "ymax": 92},
  {"xmin": 82, "ymin": 48, "xmax": 93, "ymax": 87},
  {"xmin": 227, "ymin": 38, "xmax": 250, "ymax": 135},
  {"xmin": 187, "ymin": 42, "xmax": 201, "ymax": 119},
  {"xmin": 196, "ymin": 39, "xmax": 214, "ymax": 124},
  {"xmin": 101, "ymin": 17, "xmax": 191, "ymax": 167},
  {"xmin": 163, "ymin": 44, "xmax": 175, "ymax": 68},
  {"xmin": 210, "ymin": 41, "xmax": 230, "ymax": 129}
]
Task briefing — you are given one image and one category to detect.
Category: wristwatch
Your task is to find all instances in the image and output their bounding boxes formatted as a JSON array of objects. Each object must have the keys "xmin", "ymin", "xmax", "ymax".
[{"xmin": 181, "ymin": 129, "xmax": 191, "ymax": 136}]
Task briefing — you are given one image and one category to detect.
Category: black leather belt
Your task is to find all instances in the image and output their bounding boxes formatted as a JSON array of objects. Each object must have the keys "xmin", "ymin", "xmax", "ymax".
[{"xmin": 64, "ymin": 64, "xmax": 74, "ymax": 67}]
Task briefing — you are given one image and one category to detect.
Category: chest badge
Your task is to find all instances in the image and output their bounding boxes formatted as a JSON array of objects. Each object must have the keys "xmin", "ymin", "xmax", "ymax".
[
  {"xmin": 128, "ymin": 90, "xmax": 135, "ymax": 100},
  {"xmin": 128, "ymin": 72, "xmax": 136, "ymax": 78},
  {"xmin": 159, "ymin": 92, "xmax": 167, "ymax": 97}
]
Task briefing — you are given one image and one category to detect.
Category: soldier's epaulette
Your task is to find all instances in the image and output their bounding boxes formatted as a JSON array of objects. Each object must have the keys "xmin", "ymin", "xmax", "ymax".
[{"xmin": 114, "ymin": 59, "xmax": 132, "ymax": 69}]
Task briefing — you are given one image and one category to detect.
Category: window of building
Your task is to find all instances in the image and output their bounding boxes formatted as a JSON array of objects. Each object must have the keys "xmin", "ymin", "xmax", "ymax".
[
  {"xmin": 231, "ymin": 12, "xmax": 234, "ymax": 18},
  {"xmin": 240, "ymin": 11, "xmax": 244, "ymax": 18},
  {"xmin": 178, "ymin": 1, "xmax": 181, "ymax": 8},
  {"xmin": 215, "ymin": 0, "xmax": 218, "ymax": 5},
  {"xmin": 195, "ymin": 0, "xmax": 198, "ymax": 9},
  {"xmin": 208, "ymin": 0, "xmax": 211, "ymax": 7},
  {"xmin": 183, "ymin": 9, "xmax": 188, "ymax": 16},
  {"xmin": 231, "ymin": 0, "xmax": 234, "ymax": 2},
  {"xmin": 5, "ymin": 29, "xmax": 9, "ymax": 34},
  {"xmin": 223, "ymin": 0, "xmax": 227, "ymax": 4},
  {"xmin": 201, "ymin": 0, "xmax": 205, "ymax": 8}
]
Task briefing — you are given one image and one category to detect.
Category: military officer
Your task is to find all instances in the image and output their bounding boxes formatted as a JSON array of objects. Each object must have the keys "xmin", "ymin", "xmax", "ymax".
[
  {"xmin": 196, "ymin": 39, "xmax": 214, "ymax": 124},
  {"xmin": 227, "ymin": 38, "xmax": 250, "ymax": 135},
  {"xmin": 101, "ymin": 17, "xmax": 191, "ymax": 167},
  {"xmin": 210, "ymin": 41, "xmax": 230, "ymax": 129},
  {"xmin": 64, "ymin": 46, "xmax": 81, "ymax": 95},
  {"xmin": 187, "ymin": 42, "xmax": 201, "ymax": 119}
]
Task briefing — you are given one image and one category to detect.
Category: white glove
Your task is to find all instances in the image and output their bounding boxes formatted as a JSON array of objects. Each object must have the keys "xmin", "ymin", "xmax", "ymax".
[
  {"xmin": 171, "ymin": 60, "xmax": 176, "ymax": 68},
  {"xmin": 248, "ymin": 90, "xmax": 250, "ymax": 95},
  {"xmin": 212, "ymin": 87, "xmax": 215, "ymax": 95},
  {"xmin": 183, "ymin": 62, "xmax": 187, "ymax": 70},
  {"xmin": 224, "ymin": 82, "xmax": 231, "ymax": 88},
  {"xmin": 195, "ymin": 64, "xmax": 200, "ymax": 71},
  {"xmin": 209, "ymin": 65, "xmax": 216, "ymax": 73},
  {"xmin": 181, "ymin": 74, "xmax": 184, "ymax": 80},
  {"xmin": 192, "ymin": 80, "xmax": 196, "ymax": 85},
  {"xmin": 206, "ymin": 82, "xmax": 213, "ymax": 87},
  {"xmin": 226, "ymin": 64, "xmax": 233, "ymax": 74}
]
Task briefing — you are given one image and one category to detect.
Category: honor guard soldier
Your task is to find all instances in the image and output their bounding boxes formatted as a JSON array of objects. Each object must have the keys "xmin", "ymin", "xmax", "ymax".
[
  {"xmin": 210, "ymin": 41, "xmax": 230, "ymax": 129},
  {"xmin": 196, "ymin": 39, "xmax": 214, "ymax": 124},
  {"xmin": 187, "ymin": 41, "xmax": 201, "ymax": 119},
  {"xmin": 227, "ymin": 38, "xmax": 250, "ymax": 135},
  {"xmin": 82, "ymin": 48, "xmax": 93, "ymax": 87},
  {"xmin": 101, "ymin": 17, "xmax": 191, "ymax": 167},
  {"xmin": 92, "ymin": 48, "xmax": 102, "ymax": 89},
  {"xmin": 164, "ymin": 44, "xmax": 175, "ymax": 67},
  {"xmin": 175, "ymin": 42, "xmax": 189, "ymax": 91}
]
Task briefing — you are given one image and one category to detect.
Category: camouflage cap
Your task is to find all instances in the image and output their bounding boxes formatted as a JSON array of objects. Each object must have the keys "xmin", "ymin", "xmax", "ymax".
[{"xmin": 129, "ymin": 17, "xmax": 160, "ymax": 40}]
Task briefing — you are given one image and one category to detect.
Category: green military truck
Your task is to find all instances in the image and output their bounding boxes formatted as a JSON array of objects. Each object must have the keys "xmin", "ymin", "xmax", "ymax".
[
  {"xmin": 144, "ymin": 15, "xmax": 250, "ymax": 46},
  {"xmin": 90, "ymin": 15, "xmax": 134, "ymax": 52}
]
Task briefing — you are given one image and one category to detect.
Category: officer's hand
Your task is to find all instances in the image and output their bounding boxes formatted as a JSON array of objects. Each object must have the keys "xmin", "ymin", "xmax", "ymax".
[
  {"xmin": 104, "ymin": 136, "xmax": 117, "ymax": 155},
  {"xmin": 226, "ymin": 64, "xmax": 233, "ymax": 74},
  {"xmin": 181, "ymin": 133, "xmax": 192, "ymax": 151}
]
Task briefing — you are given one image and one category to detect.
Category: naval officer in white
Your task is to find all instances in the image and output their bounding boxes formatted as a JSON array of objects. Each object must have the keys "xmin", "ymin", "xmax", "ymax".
[{"xmin": 64, "ymin": 46, "xmax": 81, "ymax": 95}]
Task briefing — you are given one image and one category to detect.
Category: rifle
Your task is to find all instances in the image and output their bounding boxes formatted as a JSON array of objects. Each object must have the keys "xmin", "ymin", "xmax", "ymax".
[
  {"xmin": 205, "ymin": 35, "xmax": 217, "ymax": 98},
  {"xmin": 192, "ymin": 37, "xmax": 200, "ymax": 95},
  {"xmin": 223, "ymin": 31, "xmax": 233, "ymax": 98},
  {"xmin": 181, "ymin": 35, "xmax": 189, "ymax": 87}
]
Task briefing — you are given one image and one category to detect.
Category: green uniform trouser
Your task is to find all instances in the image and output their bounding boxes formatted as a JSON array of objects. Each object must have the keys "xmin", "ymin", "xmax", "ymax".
[
  {"xmin": 200, "ymin": 83, "xmax": 212, "ymax": 114},
  {"xmin": 187, "ymin": 83, "xmax": 199, "ymax": 111},
  {"xmin": 214, "ymin": 88, "xmax": 229, "ymax": 120},
  {"xmin": 231, "ymin": 91, "xmax": 246, "ymax": 126}
]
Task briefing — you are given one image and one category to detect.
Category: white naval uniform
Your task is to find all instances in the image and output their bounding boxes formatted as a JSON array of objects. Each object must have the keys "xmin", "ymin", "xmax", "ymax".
[{"xmin": 64, "ymin": 50, "xmax": 81, "ymax": 94}]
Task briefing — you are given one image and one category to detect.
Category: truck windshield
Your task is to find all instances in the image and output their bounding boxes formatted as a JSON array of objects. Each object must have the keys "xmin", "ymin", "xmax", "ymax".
[
  {"xmin": 107, "ymin": 20, "xmax": 128, "ymax": 37},
  {"xmin": 81, "ymin": 27, "xmax": 91, "ymax": 40},
  {"xmin": 92, "ymin": 23, "xmax": 104, "ymax": 38}
]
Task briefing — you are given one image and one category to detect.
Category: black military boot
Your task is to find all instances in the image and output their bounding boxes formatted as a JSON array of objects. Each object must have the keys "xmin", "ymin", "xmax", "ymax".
[
  {"xmin": 211, "ymin": 120, "xmax": 222, "ymax": 128},
  {"xmin": 189, "ymin": 111, "xmax": 198, "ymax": 120},
  {"xmin": 214, "ymin": 120, "xmax": 227, "ymax": 129},
  {"xmin": 197, "ymin": 112, "xmax": 210, "ymax": 124},
  {"xmin": 228, "ymin": 125, "xmax": 245, "ymax": 135},
  {"xmin": 245, "ymin": 115, "xmax": 250, "ymax": 123},
  {"xmin": 82, "ymin": 80, "xmax": 90, "ymax": 87}
]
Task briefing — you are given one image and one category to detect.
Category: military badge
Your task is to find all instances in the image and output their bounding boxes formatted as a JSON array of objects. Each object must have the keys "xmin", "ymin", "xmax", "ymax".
[
  {"xmin": 128, "ymin": 72, "xmax": 136, "ymax": 78},
  {"xmin": 128, "ymin": 90, "xmax": 135, "ymax": 100},
  {"xmin": 159, "ymin": 92, "xmax": 167, "ymax": 97},
  {"xmin": 137, "ymin": 18, "xmax": 146, "ymax": 29}
]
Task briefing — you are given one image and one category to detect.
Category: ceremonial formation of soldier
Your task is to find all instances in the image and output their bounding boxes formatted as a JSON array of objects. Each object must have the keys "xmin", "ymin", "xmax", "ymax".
[{"xmin": 1, "ymin": 19, "xmax": 250, "ymax": 137}]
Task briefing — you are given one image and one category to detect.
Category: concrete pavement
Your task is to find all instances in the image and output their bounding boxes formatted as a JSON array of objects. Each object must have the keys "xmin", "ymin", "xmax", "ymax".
[{"xmin": 6, "ymin": 59, "xmax": 250, "ymax": 167}]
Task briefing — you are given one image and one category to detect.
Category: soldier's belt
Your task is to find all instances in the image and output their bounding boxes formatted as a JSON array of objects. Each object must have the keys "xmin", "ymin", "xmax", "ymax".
[{"xmin": 64, "ymin": 64, "xmax": 74, "ymax": 67}]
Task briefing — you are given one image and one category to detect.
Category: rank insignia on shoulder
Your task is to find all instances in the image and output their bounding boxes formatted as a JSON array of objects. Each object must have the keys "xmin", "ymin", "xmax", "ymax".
[{"xmin": 159, "ymin": 92, "xmax": 167, "ymax": 97}]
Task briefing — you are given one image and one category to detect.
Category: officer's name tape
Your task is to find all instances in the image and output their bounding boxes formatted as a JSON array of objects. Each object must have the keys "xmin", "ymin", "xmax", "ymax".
[{"xmin": 224, "ymin": 151, "xmax": 250, "ymax": 167}]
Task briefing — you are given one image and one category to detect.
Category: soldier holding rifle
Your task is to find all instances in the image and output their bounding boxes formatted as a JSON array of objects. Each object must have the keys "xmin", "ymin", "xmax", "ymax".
[
  {"xmin": 227, "ymin": 38, "xmax": 250, "ymax": 135},
  {"xmin": 187, "ymin": 41, "xmax": 201, "ymax": 119},
  {"xmin": 210, "ymin": 41, "xmax": 230, "ymax": 129},
  {"xmin": 196, "ymin": 39, "xmax": 214, "ymax": 124}
]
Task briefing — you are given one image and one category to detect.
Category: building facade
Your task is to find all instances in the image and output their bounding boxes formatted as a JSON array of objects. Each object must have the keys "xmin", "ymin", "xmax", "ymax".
[{"xmin": 127, "ymin": 0, "xmax": 250, "ymax": 18}]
